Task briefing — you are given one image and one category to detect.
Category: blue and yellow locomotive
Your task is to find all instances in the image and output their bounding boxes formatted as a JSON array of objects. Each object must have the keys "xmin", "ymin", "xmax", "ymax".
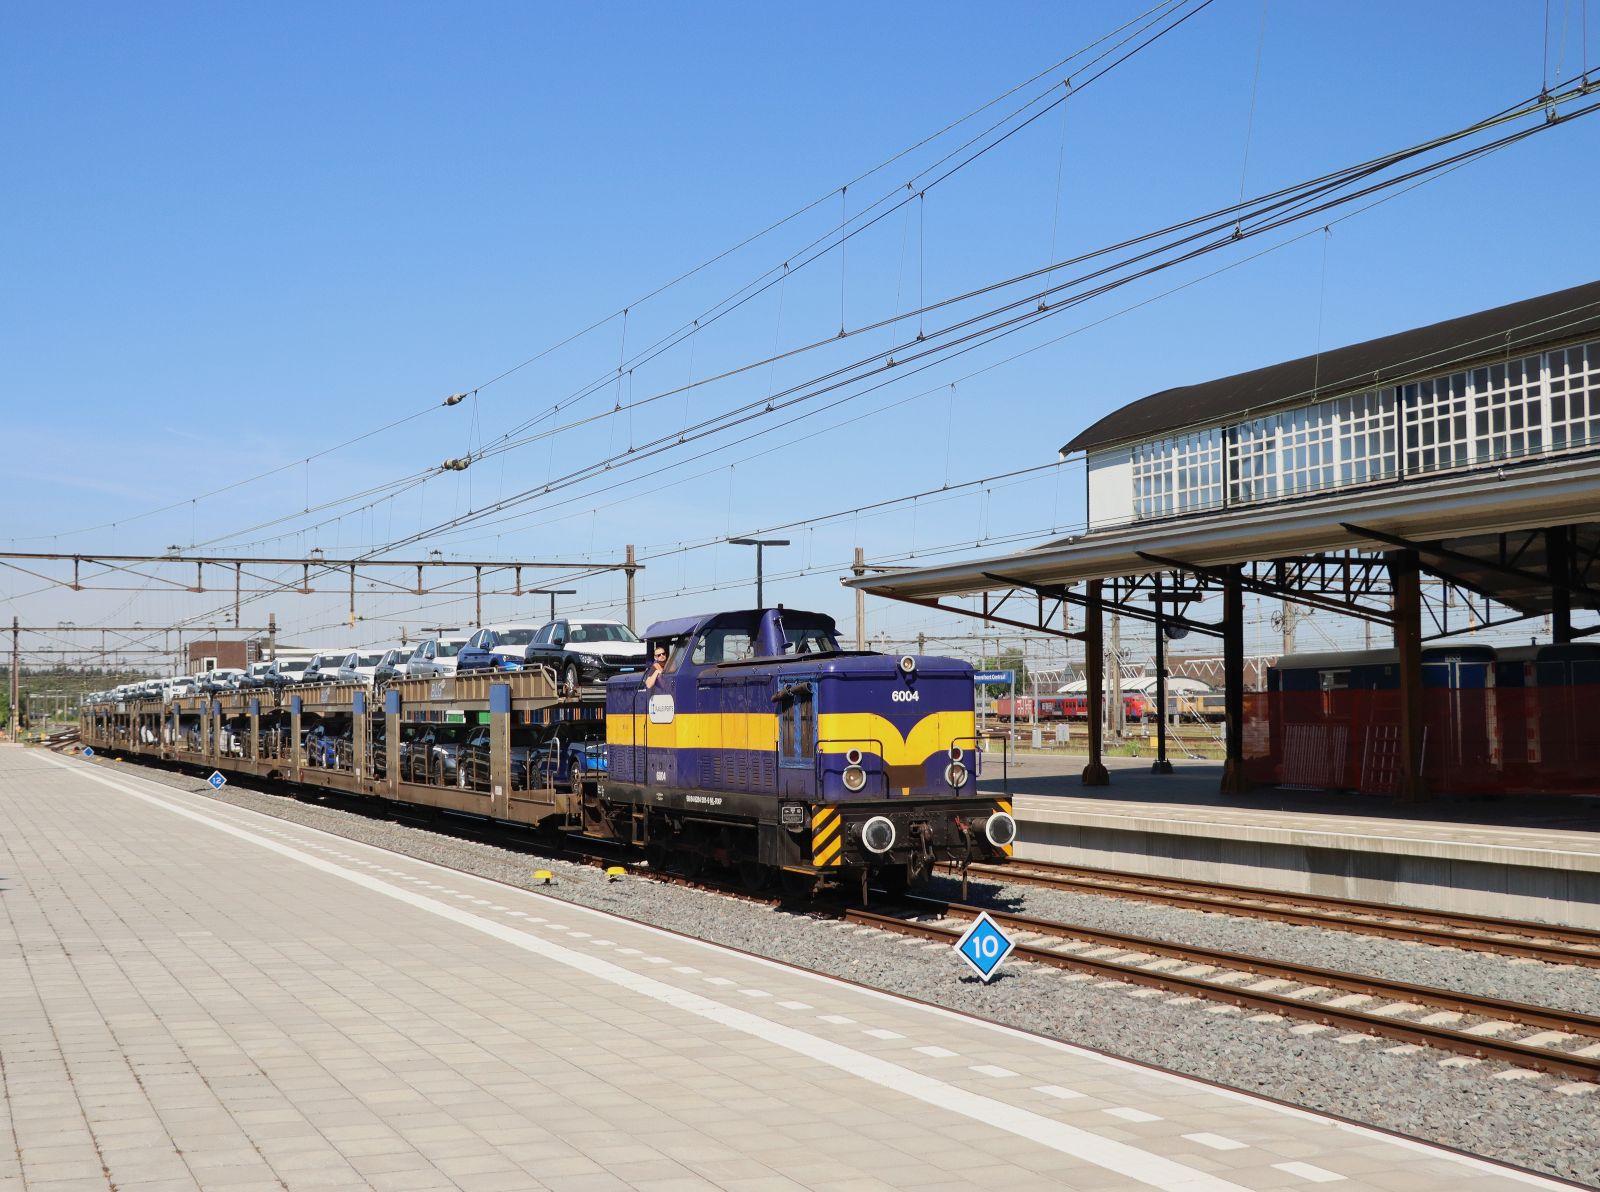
[{"xmin": 594, "ymin": 607, "xmax": 1015, "ymax": 893}]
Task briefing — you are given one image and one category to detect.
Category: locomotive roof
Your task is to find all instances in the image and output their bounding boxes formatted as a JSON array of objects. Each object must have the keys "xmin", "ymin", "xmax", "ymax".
[{"xmin": 641, "ymin": 608, "xmax": 838, "ymax": 641}]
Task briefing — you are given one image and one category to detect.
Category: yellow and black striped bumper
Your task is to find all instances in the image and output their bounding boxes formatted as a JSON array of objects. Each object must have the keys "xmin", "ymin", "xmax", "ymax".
[
  {"xmin": 991, "ymin": 798, "xmax": 1014, "ymax": 856},
  {"xmin": 811, "ymin": 805, "xmax": 843, "ymax": 867}
]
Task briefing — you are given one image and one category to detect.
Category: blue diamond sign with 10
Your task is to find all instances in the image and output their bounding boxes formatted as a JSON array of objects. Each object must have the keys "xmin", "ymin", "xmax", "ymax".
[{"xmin": 954, "ymin": 910, "xmax": 1014, "ymax": 982}]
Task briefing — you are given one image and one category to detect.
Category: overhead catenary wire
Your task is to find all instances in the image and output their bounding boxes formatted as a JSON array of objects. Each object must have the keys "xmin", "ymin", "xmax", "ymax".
[
  {"xmin": 331, "ymin": 79, "xmax": 1600, "ymax": 554},
  {"xmin": 192, "ymin": 0, "xmax": 1213, "ymax": 557},
  {"xmin": 35, "ymin": 73, "xmax": 1600, "ymax": 657},
  {"xmin": 470, "ymin": 0, "xmax": 1208, "ymax": 450},
  {"xmin": 263, "ymin": 205, "xmax": 1395, "ymax": 559},
  {"xmin": 191, "ymin": 67, "xmax": 1600, "ymax": 561},
  {"xmin": 144, "ymin": 84, "xmax": 1600, "ymax": 646},
  {"xmin": 19, "ymin": 1, "xmax": 1194, "ymax": 557}
]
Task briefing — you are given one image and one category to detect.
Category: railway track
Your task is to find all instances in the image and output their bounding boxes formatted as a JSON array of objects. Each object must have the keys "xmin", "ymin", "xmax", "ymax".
[
  {"xmin": 957, "ymin": 858, "xmax": 1600, "ymax": 968},
  {"xmin": 848, "ymin": 896, "xmax": 1600, "ymax": 1082},
  {"xmin": 93, "ymin": 754, "xmax": 1600, "ymax": 1082}
]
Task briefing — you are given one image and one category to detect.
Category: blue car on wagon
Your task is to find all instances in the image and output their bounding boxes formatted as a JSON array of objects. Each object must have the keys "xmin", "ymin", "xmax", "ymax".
[{"xmin": 455, "ymin": 624, "xmax": 546, "ymax": 673}]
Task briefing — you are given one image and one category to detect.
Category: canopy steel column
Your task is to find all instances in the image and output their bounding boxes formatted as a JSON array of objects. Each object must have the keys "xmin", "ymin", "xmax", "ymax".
[
  {"xmin": 1151, "ymin": 573, "xmax": 1172, "ymax": 775},
  {"xmin": 1389, "ymin": 549, "xmax": 1429, "ymax": 801},
  {"xmin": 1083, "ymin": 580, "xmax": 1109, "ymax": 786},
  {"xmin": 1548, "ymin": 526, "xmax": 1573, "ymax": 644},
  {"xmin": 1219, "ymin": 565, "xmax": 1248, "ymax": 794}
]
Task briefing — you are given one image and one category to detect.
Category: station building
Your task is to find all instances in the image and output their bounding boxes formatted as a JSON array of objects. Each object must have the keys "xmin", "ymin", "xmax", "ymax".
[{"xmin": 848, "ymin": 279, "xmax": 1600, "ymax": 799}]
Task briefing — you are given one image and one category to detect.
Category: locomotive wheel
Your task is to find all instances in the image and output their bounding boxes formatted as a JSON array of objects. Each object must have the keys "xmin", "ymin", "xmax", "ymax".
[
  {"xmin": 737, "ymin": 859, "xmax": 773, "ymax": 892},
  {"xmin": 675, "ymin": 843, "xmax": 705, "ymax": 880},
  {"xmin": 873, "ymin": 866, "xmax": 912, "ymax": 898},
  {"xmin": 644, "ymin": 839, "xmax": 670, "ymax": 871}
]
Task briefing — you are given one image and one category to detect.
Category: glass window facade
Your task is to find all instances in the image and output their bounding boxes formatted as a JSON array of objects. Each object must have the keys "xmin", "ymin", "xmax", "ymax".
[{"xmin": 1118, "ymin": 337, "xmax": 1599, "ymax": 523}]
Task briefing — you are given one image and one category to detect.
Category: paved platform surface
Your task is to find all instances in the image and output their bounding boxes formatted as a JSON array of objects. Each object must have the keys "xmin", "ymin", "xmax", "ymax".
[
  {"xmin": 0, "ymin": 747, "xmax": 1570, "ymax": 1192},
  {"xmin": 986, "ymin": 755, "xmax": 1600, "ymax": 872}
]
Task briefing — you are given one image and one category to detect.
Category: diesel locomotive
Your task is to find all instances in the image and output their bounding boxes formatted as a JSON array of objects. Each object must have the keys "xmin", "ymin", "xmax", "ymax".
[{"xmin": 591, "ymin": 607, "xmax": 1015, "ymax": 895}]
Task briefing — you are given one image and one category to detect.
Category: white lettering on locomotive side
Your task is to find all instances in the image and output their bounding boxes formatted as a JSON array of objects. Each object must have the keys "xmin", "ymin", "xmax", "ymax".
[
  {"xmin": 891, "ymin": 690, "xmax": 920, "ymax": 702},
  {"xmin": 685, "ymin": 794, "xmax": 724, "ymax": 806}
]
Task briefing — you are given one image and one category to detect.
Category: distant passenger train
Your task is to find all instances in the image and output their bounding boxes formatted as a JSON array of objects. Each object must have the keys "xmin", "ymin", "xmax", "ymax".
[
  {"xmin": 991, "ymin": 694, "xmax": 1153, "ymax": 721},
  {"xmin": 991, "ymin": 691, "xmax": 1228, "ymax": 722}
]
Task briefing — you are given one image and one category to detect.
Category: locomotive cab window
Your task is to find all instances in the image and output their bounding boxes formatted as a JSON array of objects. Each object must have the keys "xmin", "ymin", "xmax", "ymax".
[
  {"xmin": 692, "ymin": 628, "xmax": 754, "ymax": 665},
  {"xmin": 651, "ymin": 635, "xmax": 690, "ymax": 672},
  {"xmin": 785, "ymin": 626, "xmax": 840, "ymax": 655}
]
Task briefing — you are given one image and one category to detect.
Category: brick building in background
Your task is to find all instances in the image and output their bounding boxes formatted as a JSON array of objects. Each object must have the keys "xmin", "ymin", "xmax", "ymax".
[{"xmin": 186, "ymin": 639, "xmax": 262, "ymax": 672}]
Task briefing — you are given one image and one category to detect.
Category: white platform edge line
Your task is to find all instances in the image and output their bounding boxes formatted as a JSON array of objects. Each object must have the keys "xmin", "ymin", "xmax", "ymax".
[
  {"xmin": 35, "ymin": 752, "xmax": 1571, "ymax": 1189},
  {"xmin": 40, "ymin": 755, "xmax": 1251, "ymax": 1192}
]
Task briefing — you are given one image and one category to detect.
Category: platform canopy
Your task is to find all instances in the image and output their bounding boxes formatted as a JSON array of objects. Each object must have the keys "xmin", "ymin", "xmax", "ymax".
[{"xmin": 845, "ymin": 452, "xmax": 1600, "ymax": 621}]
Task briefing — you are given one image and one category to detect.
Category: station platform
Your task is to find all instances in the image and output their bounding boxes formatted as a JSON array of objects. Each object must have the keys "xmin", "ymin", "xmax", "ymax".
[
  {"xmin": 989, "ymin": 755, "xmax": 1600, "ymax": 928},
  {"xmin": 0, "ymin": 747, "xmax": 1571, "ymax": 1192}
]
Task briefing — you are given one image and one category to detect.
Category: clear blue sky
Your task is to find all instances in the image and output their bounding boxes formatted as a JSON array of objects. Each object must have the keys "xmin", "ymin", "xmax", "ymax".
[{"xmin": 4, "ymin": 1, "xmax": 1596, "ymax": 665}]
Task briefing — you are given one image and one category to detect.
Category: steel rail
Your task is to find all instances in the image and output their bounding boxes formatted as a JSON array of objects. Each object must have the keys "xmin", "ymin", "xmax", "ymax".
[
  {"xmin": 957, "ymin": 860, "xmax": 1600, "ymax": 966},
  {"xmin": 843, "ymin": 901, "xmax": 1600, "ymax": 1082},
  {"xmin": 67, "ymin": 748, "xmax": 1600, "ymax": 1084}
]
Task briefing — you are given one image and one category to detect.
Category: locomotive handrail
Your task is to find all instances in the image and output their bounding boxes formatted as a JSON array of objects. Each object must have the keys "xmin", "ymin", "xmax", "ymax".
[
  {"xmin": 814, "ymin": 736, "xmax": 891, "ymax": 798},
  {"xmin": 950, "ymin": 733, "xmax": 1004, "ymax": 796}
]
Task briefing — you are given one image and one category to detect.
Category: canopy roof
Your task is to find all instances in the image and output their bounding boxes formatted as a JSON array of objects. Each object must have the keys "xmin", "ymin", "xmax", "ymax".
[
  {"xmin": 1062, "ymin": 279, "xmax": 1600, "ymax": 456},
  {"xmin": 845, "ymin": 451, "xmax": 1600, "ymax": 612}
]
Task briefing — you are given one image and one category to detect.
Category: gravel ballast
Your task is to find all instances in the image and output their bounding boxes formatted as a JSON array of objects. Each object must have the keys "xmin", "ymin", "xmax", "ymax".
[{"xmin": 87, "ymin": 758, "xmax": 1600, "ymax": 1188}]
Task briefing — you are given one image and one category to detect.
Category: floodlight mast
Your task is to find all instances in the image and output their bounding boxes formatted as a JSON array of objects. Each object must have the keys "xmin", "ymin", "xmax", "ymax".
[
  {"xmin": 727, "ymin": 538, "xmax": 790, "ymax": 608},
  {"xmin": 526, "ymin": 589, "xmax": 577, "ymax": 621}
]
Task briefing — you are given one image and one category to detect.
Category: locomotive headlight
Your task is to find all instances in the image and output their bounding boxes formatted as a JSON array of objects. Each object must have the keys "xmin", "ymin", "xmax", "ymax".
[
  {"xmin": 898, "ymin": 655, "xmax": 916, "ymax": 674},
  {"xmin": 845, "ymin": 747, "xmax": 863, "ymax": 766},
  {"xmin": 984, "ymin": 812, "xmax": 1017, "ymax": 848},
  {"xmin": 945, "ymin": 762, "xmax": 969, "ymax": 788},
  {"xmin": 842, "ymin": 765, "xmax": 867, "ymax": 792},
  {"xmin": 948, "ymin": 744, "xmax": 964, "ymax": 762},
  {"xmin": 860, "ymin": 815, "xmax": 896, "ymax": 854}
]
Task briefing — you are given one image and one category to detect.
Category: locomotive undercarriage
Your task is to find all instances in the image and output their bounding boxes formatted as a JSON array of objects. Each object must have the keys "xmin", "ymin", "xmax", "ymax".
[{"xmin": 582, "ymin": 780, "xmax": 1003, "ymax": 896}]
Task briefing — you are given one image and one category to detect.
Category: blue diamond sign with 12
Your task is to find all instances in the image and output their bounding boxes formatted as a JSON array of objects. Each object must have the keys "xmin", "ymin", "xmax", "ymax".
[{"xmin": 208, "ymin": 771, "xmax": 227, "ymax": 790}]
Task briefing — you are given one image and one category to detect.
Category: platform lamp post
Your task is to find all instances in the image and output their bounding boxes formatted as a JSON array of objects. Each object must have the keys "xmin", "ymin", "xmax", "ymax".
[
  {"xmin": 727, "ymin": 538, "xmax": 789, "ymax": 608},
  {"xmin": 526, "ymin": 589, "xmax": 577, "ymax": 622}
]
